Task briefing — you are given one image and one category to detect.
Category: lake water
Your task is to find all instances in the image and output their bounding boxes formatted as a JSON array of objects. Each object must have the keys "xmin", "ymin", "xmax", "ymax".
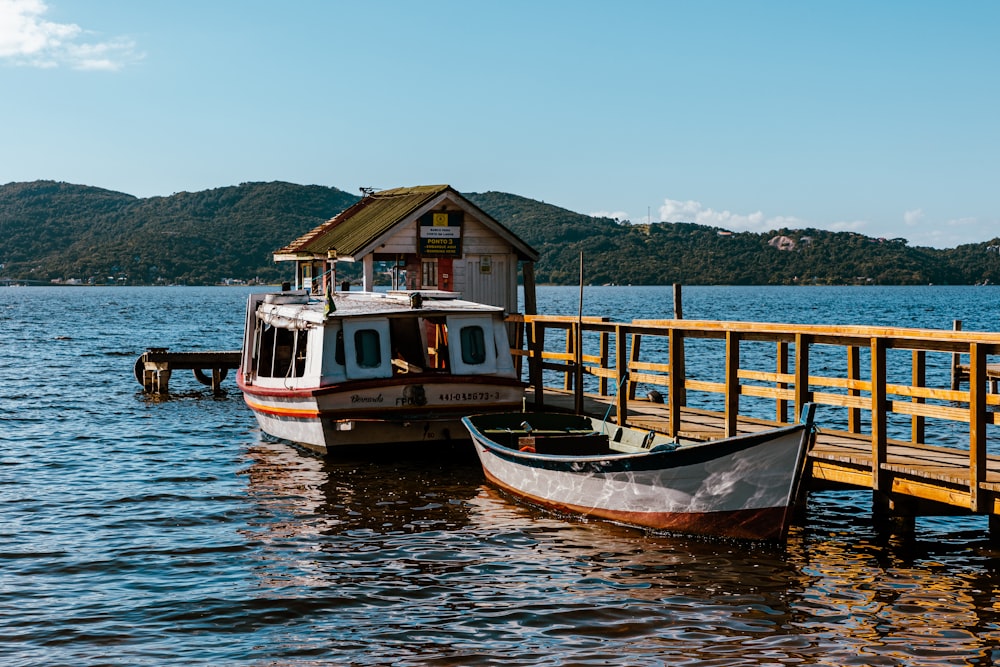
[{"xmin": 3, "ymin": 285, "xmax": 1000, "ymax": 666}]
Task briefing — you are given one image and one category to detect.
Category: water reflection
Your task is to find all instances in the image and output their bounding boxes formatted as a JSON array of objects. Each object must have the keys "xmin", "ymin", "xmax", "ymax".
[{"xmin": 239, "ymin": 449, "xmax": 1000, "ymax": 665}]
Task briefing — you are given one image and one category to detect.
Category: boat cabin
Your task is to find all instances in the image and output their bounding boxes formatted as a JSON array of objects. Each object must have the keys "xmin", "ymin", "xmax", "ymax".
[
  {"xmin": 272, "ymin": 185, "xmax": 539, "ymax": 315},
  {"xmin": 243, "ymin": 290, "xmax": 517, "ymax": 391}
]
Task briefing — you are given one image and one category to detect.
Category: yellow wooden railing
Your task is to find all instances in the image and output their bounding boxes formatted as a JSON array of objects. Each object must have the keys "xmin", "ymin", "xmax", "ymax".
[{"xmin": 509, "ymin": 314, "xmax": 1000, "ymax": 510}]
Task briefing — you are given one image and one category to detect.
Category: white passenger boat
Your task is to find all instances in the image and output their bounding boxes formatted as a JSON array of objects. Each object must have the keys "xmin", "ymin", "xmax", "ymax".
[
  {"xmin": 238, "ymin": 289, "xmax": 525, "ymax": 454},
  {"xmin": 461, "ymin": 405, "xmax": 816, "ymax": 541}
]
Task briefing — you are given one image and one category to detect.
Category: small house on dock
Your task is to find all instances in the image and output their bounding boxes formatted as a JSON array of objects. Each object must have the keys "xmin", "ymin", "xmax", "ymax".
[{"xmin": 273, "ymin": 185, "xmax": 539, "ymax": 314}]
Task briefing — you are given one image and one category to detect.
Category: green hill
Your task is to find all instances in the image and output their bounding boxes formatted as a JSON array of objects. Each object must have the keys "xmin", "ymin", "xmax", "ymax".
[
  {"xmin": 0, "ymin": 181, "xmax": 358, "ymax": 284},
  {"xmin": 2, "ymin": 180, "xmax": 998, "ymax": 286},
  {"xmin": 466, "ymin": 192, "xmax": 1000, "ymax": 286}
]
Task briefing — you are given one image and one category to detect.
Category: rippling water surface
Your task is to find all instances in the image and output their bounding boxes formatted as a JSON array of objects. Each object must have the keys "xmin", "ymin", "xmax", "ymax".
[{"xmin": 3, "ymin": 285, "xmax": 1000, "ymax": 666}]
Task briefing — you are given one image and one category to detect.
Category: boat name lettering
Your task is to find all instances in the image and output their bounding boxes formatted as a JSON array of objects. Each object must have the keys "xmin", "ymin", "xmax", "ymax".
[
  {"xmin": 351, "ymin": 393, "xmax": 384, "ymax": 404},
  {"xmin": 438, "ymin": 391, "xmax": 502, "ymax": 402}
]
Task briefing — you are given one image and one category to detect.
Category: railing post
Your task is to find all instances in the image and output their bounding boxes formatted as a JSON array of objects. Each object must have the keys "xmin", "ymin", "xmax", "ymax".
[
  {"xmin": 574, "ymin": 322, "xmax": 584, "ymax": 414},
  {"xmin": 725, "ymin": 331, "xmax": 741, "ymax": 437},
  {"xmin": 615, "ymin": 324, "xmax": 629, "ymax": 427},
  {"xmin": 667, "ymin": 326, "xmax": 683, "ymax": 438},
  {"xmin": 848, "ymin": 345, "xmax": 861, "ymax": 434},
  {"xmin": 564, "ymin": 324, "xmax": 574, "ymax": 391},
  {"xmin": 628, "ymin": 332, "xmax": 642, "ymax": 400},
  {"xmin": 871, "ymin": 337, "xmax": 888, "ymax": 492},
  {"xmin": 911, "ymin": 350, "xmax": 925, "ymax": 445},
  {"xmin": 951, "ymin": 319, "xmax": 963, "ymax": 390},
  {"xmin": 970, "ymin": 342, "xmax": 987, "ymax": 513},
  {"xmin": 511, "ymin": 317, "xmax": 525, "ymax": 377},
  {"xmin": 794, "ymin": 333, "xmax": 811, "ymax": 422},
  {"xmin": 776, "ymin": 341, "xmax": 789, "ymax": 423},
  {"xmin": 599, "ymin": 329, "xmax": 610, "ymax": 396},
  {"xmin": 530, "ymin": 321, "xmax": 545, "ymax": 409}
]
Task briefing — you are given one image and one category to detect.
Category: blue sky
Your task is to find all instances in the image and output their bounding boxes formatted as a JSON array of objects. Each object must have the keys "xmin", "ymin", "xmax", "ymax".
[{"xmin": 2, "ymin": 0, "xmax": 997, "ymax": 248}]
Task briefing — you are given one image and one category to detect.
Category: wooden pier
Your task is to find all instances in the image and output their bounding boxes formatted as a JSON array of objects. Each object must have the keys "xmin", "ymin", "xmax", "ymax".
[
  {"xmin": 513, "ymin": 313, "xmax": 1000, "ymax": 536},
  {"xmin": 135, "ymin": 348, "xmax": 240, "ymax": 395}
]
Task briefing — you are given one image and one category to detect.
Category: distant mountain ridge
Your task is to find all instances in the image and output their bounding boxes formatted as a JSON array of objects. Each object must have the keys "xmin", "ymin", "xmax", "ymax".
[{"xmin": 1, "ymin": 180, "xmax": 998, "ymax": 286}]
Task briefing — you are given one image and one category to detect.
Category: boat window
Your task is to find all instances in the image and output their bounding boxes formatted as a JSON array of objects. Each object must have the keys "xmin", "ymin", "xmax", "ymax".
[
  {"xmin": 254, "ymin": 322, "xmax": 298, "ymax": 378},
  {"xmin": 459, "ymin": 325, "xmax": 487, "ymax": 365},
  {"xmin": 445, "ymin": 315, "xmax": 498, "ymax": 375},
  {"xmin": 389, "ymin": 317, "xmax": 428, "ymax": 372},
  {"xmin": 354, "ymin": 329, "xmax": 382, "ymax": 368},
  {"xmin": 334, "ymin": 329, "xmax": 345, "ymax": 367},
  {"xmin": 293, "ymin": 330, "xmax": 308, "ymax": 377}
]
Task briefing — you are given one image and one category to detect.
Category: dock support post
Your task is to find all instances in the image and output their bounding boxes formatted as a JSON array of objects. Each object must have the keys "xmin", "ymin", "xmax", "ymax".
[
  {"xmin": 872, "ymin": 492, "xmax": 916, "ymax": 539},
  {"xmin": 143, "ymin": 366, "xmax": 171, "ymax": 395},
  {"xmin": 989, "ymin": 515, "xmax": 1000, "ymax": 544}
]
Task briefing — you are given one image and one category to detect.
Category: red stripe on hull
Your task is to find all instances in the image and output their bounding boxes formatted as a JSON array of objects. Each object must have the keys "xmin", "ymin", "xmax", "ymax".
[
  {"xmin": 484, "ymin": 469, "xmax": 792, "ymax": 542},
  {"xmin": 237, "ymin": 373, "xmax": 524, "ymax": 399}
]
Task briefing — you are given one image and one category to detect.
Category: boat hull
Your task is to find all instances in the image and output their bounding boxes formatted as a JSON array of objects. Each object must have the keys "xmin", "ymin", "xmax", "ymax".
[
  {"xmin": 463, "ymin": 413, "xmax": 812, "ymax": 541},
  {"xmin": 240, "ymin": 375, "xmax": 524, "ymax": 455}
]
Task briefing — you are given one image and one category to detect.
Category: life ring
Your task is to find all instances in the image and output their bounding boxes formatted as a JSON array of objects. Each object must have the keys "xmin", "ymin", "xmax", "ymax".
[
  {"xmin": 519, "ymin": 444, "xmax": 536, "ymax": 453},
  {"xmin": 193, "ymin": 367, "xmax": 229, "ymax": 385}
]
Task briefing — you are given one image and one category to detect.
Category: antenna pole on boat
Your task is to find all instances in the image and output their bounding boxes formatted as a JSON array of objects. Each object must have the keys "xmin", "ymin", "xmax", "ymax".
[{"xmin": 574, "ymin": 251, "xmax": 584, "ymax": 414}]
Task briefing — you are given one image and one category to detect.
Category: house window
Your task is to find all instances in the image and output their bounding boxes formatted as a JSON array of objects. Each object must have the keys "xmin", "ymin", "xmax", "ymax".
[
  {"xmin": 421, "ymin": 260, "xmax": 437, "ymax": 288},
  {"xmin": 354, "ymin": 329, "xmax": 382, "ymax": 368},
  {"xmin": 459, "ymin": 325, "xmax": 487, "ymax": 365}
]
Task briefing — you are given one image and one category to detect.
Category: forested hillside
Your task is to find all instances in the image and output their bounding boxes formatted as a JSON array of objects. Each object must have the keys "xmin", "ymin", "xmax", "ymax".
[
  {"xmin": 466, "ymin": 192, "xmax": 1000, "ymax": 286},
  {"xmin": 0, "ymin": 181, "xmax": 358, "ymax": 284},
  {"xmin": 2, "ymin": 180, "xmax": 999, "ymax": 286}
]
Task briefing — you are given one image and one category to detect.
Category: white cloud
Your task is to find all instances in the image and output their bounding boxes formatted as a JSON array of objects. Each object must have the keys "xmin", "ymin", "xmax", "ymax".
[
  {"xmin": 0, "ymin": 0, "xmax": 140, "ymax": 70},
  {"xmin": 656, "ymin": 197, "xmax": 802, "ymax": 234},
  {"xmin": 829, "ymin": 219, "xmax": 868, "ymax": 233},
  {"xmin": 603, "ymin": 197, "xmax": 992, "ymax": 248},
  {"xmin": 903, "ymin": 209, "xmax": 924, "ymax": 226},
  {"xmin": 589, "ymin": 209, "xmax": 630, "ymax": 222}
]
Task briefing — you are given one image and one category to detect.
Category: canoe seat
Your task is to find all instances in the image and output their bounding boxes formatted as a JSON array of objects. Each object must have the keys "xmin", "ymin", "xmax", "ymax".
[{"xmin": 517, "ymin": 432, "xmax": 610, "ymax": 455}]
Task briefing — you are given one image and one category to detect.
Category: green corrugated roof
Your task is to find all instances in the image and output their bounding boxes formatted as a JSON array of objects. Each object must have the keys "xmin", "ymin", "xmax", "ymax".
[
  {"xmin": 275, "ymin": 184, "xmax": 538, "ymax": 261},
  {"xmin": 276, "ymin": 185, "xmax": 450, "ymax": 258}
]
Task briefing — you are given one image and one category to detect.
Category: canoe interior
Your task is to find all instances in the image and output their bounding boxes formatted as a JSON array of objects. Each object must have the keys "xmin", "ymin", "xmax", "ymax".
[{"xmin": 469, "ymin": 412, "xmax": 678, "ymax": 455}]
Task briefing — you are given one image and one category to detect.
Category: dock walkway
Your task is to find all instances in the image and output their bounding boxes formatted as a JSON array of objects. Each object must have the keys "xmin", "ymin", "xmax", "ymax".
[{"xmin": 135, "ymin": 348, "xmax": 240, "ymax": 395}]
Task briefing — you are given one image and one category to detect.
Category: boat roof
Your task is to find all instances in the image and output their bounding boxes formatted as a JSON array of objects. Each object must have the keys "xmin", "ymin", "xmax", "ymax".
[{"xmin": 256, "ymin": 289, "xmax": 506, "ymax": 327}]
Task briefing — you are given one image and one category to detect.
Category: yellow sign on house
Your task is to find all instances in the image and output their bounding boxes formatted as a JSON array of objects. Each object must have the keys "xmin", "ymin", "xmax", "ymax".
[{"xmin": 419, "ymin": 211, "xmax": 463, "ymax": 257}]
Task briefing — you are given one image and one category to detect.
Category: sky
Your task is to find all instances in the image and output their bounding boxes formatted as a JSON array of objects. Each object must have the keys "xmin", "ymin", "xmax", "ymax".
[{"xmin": 1, "ymin": 0, "xmax": 997, "ymax": 248}]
